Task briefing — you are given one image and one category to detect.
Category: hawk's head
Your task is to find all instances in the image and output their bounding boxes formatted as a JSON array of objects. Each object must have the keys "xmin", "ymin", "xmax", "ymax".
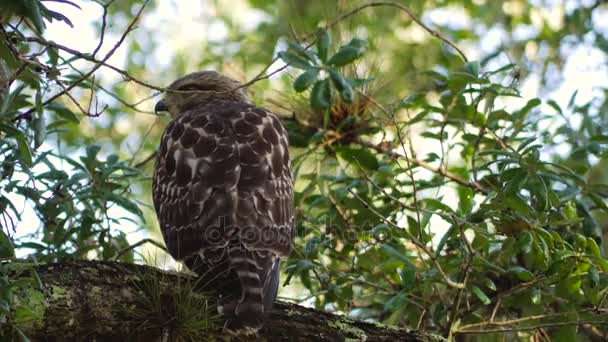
[{"xmin": 155, "ymin": 70, "xmax": 248, "ymax": 117}]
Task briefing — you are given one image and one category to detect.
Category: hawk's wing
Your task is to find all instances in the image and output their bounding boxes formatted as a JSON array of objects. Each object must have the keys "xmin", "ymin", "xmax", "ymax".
[{"xmin": 153, "ymin": 103, "xmax": 293, "ymax": 263}]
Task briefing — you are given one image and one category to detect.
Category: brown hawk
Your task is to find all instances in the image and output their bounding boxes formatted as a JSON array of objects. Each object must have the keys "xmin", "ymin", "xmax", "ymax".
[{"xmin": 152, "ymin": 71, "xmax": 293, "ymax": 332}]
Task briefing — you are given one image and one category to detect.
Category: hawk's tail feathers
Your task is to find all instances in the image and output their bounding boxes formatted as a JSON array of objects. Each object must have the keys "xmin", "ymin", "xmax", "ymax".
[{"xmin": 223, "ymin": 248, "xmax": 279, "ymax": 333}]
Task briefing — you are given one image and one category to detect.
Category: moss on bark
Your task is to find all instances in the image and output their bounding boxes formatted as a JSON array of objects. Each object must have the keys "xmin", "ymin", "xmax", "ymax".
[{"xmin": 3, "ymin": 260, "xmax": 444, "ymax": 341}]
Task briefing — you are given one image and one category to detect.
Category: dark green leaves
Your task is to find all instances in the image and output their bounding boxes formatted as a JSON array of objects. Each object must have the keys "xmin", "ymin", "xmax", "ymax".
[
  {"xmin": 329, "ymin": 71, "xmax": 354, "ymax": 103},
  {"xmin": 0, "ymin": 231, "xmax": 14, "ymax": 259},
  {"xmin": 294, "ymin": 68, "xmax": 319, "ymax": 92},
  {"xmin": 310, "ymin": 79, "xmax": 331, "ymax": 110},
  {"xmin": 327, "ymin": 38, "xmax": 368, "ymax": 66},
  {"xmin": 472, "ymin": 286, "xmax": 491, "ymax": 305},
  {"xmin": 278, "ymin": 50, "xmax": 312, "ymax": 70},
  {"xmin": 316, "ymin": 29, "xmax": 331, "ymax": 62},
  {"xmin": 280, "ymin": 33, "xmax": 368, "ymax": 110},
  {"xmin": 334, "ymin": 146, "xmax": 379, "ymax": 170},
  {"xmin": 509, "ymin": 266, "xmax": 534, "ymax": 282},
  {"xmin": 21, "ymin": 0, "xmax": 45, "ymax": 33},
  {"xmin": 464, "ymin": 61, "xmax": 480, "ymax": 77}
]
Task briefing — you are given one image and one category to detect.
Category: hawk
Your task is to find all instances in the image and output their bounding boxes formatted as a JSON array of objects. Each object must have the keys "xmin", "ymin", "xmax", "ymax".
[{"xmin": 152, "ymin": 71, "xmax": 293, "ymax": 333}]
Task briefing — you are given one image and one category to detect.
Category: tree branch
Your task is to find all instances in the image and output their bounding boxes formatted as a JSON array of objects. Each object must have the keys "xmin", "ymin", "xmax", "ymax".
[{"xmin": 3, "ymin": 260, "xmax": 444, "ymax": 341}]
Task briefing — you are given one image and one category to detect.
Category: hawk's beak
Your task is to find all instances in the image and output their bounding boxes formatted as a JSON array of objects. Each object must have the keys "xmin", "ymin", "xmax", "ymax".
[{"xmin": 154, "ymin": 100, "xmax": 169, "ymax": 114}]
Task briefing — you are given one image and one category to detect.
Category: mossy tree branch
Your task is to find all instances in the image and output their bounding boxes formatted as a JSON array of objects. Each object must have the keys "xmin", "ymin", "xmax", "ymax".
[{"xmin": 3, "ymin": 260, "xmax": 444, "ymax": 341}]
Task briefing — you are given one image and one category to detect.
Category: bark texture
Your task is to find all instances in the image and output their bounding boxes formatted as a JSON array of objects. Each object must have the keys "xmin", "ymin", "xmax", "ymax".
[{"xmin": 3, "ymin": 260, "xmax": 444, "ymax": 341}]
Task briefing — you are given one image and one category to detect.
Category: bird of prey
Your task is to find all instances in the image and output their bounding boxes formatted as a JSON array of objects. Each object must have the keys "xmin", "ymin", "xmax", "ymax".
[{"xmin": 152, "ymin": 71, "xmax": 293, "ymax": 333}]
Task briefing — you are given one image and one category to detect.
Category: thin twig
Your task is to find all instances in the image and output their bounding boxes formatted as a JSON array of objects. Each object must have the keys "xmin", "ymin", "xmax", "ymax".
[
  {"xmin": 456, "ymin": 320, "xmax": 608, "ymax": 334},
  {"xmin": 322, "ymin": 2, "xmax": 468, "ymax": 62},
  {"xmin": 134, "ymin": 151, "xmax": 158, "ymax": 169},
  {"xmin": 92, "ymin": 0, "xmax": 113, "ymax": 57},
  {"xmin": 14, "ymin": 0, "xmax": 151, "ymax": 122},
  {"xmin": 356, "ymin": 138, "xmax": 488, "ymax": 193},
  {"xmin": 237, "ymin": 1, "xmax": 467, "ymax": 91},
  {"xmin": 114, "ymin": 238, "xmax": 168, "ymax": 261},
  {"xmin": 347, "ymin": 187, "xmax": 465, "ymax": 289}
]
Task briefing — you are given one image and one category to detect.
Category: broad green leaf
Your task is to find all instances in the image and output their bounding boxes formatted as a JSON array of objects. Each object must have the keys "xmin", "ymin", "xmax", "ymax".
[
  {"xmin": 33, "ymin": 91, "xmax": 45, "ymax": 148},
  {"xmin": 327, "ymin": 38, "xmax": 367, "ymax": 66},
  {"xmin": 381, "ymin": 243, "xmax": 413, "ymax": 265},
  {"xmin": 509, "ymin": 266, "xmax": 534, "ymax": 281},
  {"xmin": 472, "ymin": 286, "xmax": 491, "ymax": 305},
  {"xmin": 316, "ymin": 29, "xmax": 330, "ymax": 62},
  {"xmin": 0, "ymin": 230, "xmax": 14, "ymax": 259},
  {"xmin": 287, "ymin": 42, "xmax": 318, "ymax": 63},
  {"xmin": 48, "ymin": 103, "xmax": 79, "ymax": 123},
  {"xmin": 464, "ymin": 61, "xmax": 480, "ymax": 77},
  {"xmin": 294, "ymin": 68, "xmax": 319, "ymax": 92},
  {"xmin": 278, "ymin": 51, "xmax": 312, "ymax": 70},
  {"xmin": 423, "ymin": 198, "xmax": 454, "ymax": 213},
  {"xmin": 106, "ymin": 193, "xmax": 144, "ymax": 219},
  {"xmin": 590, "ymin": 135, "xmax": 608, "ymax": 143},
  {"xmin": 514, "ymin": 98, "xmax": 541, "ymax": 121},
  {"xmin": 16, "ymin": 135, "xmax": 33, "ymax": 167},
  {"xmin": 22, "ymin": 0, "xmax": 45, "ymax": 33},
  {"xmin": 0, "ymin": 123, "xmax": 22, "ymax": 136},
  {"xmin": 310, "ymin": 79, "xmax": 331, "ymax": 111},
  {"xmin": 334, "ymin": 146, "xmax": 379, "ymax": 170},
  {"xmin": 480, "ymin": 277, "xmax": 496, "ymax": 291},
  {"xmin": 329, "ymin": 70, "xmax": 354, "ymax": 103},
  {"xmin": 547, "ymin": 99, "xmax": 562, "ymax": 114},
  {"xmin": 531, "ymin": 288, "xmax": 541, "ymax": 304},
  {"xmin": 517, "ymin": 137, "xmax": 536, "ymax": 152}
]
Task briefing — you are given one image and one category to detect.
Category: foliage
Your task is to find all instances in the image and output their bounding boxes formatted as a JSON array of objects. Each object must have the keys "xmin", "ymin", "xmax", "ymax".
[
  {"xmin": 1, "ymin": 0, "xmax": 607, "ymax": 340},
  {"xmin": 120, "ymin": 266, "xmax": 219, "ymax": 340}
]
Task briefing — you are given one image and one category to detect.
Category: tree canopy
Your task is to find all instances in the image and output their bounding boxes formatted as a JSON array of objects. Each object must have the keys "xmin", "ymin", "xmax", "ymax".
[{"xmin": 1, "ymin": 0, "xmax": 608, "ymax": 340}]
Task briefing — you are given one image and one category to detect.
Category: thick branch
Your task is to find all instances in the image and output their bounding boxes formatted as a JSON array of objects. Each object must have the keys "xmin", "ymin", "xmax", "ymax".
[{"xmin": 4, "ymin": 260, "xmax": 444, "ymax": 341}]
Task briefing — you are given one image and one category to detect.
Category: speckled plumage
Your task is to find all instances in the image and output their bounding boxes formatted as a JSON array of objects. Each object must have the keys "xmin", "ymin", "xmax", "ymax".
[{"xmin": 152, "ymin": 71, "xmax": 293, "ymax": 332}]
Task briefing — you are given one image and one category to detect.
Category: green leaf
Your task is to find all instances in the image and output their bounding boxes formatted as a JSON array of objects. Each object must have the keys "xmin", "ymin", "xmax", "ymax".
[
  {"xmin": 0, "ymin": 123, "xmax": 22, "ymax": 136},
  {"xmin": 472, "ymin": 286, "xmax": 491, "ymax": 305},
  {"xmin": 293, "ymin": 69, "xmax": 319, "ymax": 92},
  {"xmin": 278, "ymin": 51, "xmax": 312, "ymax": 70},
  {"xmin": 316, "ymin": 29, "xmax": 331, "ymax": 62},
  {"xmin": 48, "ymin": 103, "xmax": 79, "ymax": 123},
  {"xmin": 334, "ymin": 146, "xmax": 379, "ymax": 170},
  {"xmin": 590, "ymin": 135, "xmax": 608, "ymax": 143},
  {"xmin": 435, "ymin": 224, "xmax": 455, "ymax": 257},
  {"xmin": 329, "ymin": 70, "xmax": 354, "ymax": 103},
  {"xmin": 531, "ymin": 288, "xmax": 541, "ymax": 304},
  {"xmin": 310, "ymin": 79, "xmax": 331, "ymax": 110},
  {"xmin": 587, "ymin": 237, "xmax": 602, "ymax": 259},
  {"xmin": 509, "ymin": 266, "xmax": 534, "ymax": 281},
  {"xmin": 340, "ymin": 87, "xmax": 354, "ymax": 103},
  {"xmin": 517, "ymin": 137, "xmax": 536, "ymax": 152},
  {"xmin": 22, "ymin": 0, "xmax": 46, "ymax": 33},
  {"xmin": 86, "ymin": 144, "xmax": 101, "ymax": 161},
  {"xmin": 287, "ymin": 42, "xmax": 318, "ymax": 63},
  {"xmin": 0, "ymin": 230, "xmax": 14, "ymax": 259},
  {"xmin": 33, "ymin": 91, "xmax": 45, "ymax": 149},
  {"xmin": 480, "ymin": 277, "xmax": 496, "ymax": 291},
  {"xmin": 381, "ymin": 243, "xmax": 414, "ymax": 265},
  {"xmin": 106, "ymin": 193, "xmax": 144, "ymax": 220},
  {"xmin": 423, "ymin": 198, "xmax": 454, "ymax": 213},
  {"xmin": 327, "ymin": 38, "xmax": 367, "ymax": 66},
  {"xmin": 464, "ymin": 61, "xmax": 480, "ymax": 77},
  {"xmin": 504, "ymin": 193, "xmax": 533, "ymax": 216},
  {"xmin": 547, "ymin": 99, "xmax": 562, "ymax": 114},
  {"xmin": 16, "ymin": 135, "xmax": 33, "ymax": 167},
  {"xmin": 514, "ymin": 98, "xmax": 541, "ymax": 120},
  {"xmin": 588, "ymin": 266, "xmax": 599, "ymax": 288}
]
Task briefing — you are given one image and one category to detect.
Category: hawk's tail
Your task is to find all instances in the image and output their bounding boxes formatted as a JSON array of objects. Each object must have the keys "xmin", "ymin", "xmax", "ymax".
[{"xmin": 223, "ymin": 247, "xmax": 279, "ymax": 333}]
